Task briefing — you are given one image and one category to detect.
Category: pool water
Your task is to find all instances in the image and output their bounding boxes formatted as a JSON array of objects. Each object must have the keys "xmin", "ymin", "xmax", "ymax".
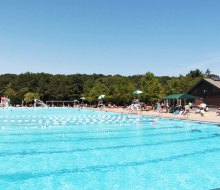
[{"xmin": 0, "ymin": 108, "xmax": 219, "ymax": 190}]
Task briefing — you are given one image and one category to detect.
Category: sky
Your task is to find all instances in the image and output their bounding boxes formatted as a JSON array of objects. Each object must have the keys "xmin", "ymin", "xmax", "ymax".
[{"xmin": 0, "ymin": 0, "xmax": 220, "ymax": 76}]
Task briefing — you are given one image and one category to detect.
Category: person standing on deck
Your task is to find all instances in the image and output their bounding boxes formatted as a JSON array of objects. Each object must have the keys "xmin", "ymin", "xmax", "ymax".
[{"xmin": 188, "ymin": 101, "xmax": 192, "ymax": 110}]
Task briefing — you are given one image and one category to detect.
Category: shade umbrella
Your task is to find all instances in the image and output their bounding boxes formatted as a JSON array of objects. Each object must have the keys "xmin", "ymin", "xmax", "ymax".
[
  {"xmin": 133, "ymin": 90, "xmax": 143, "ymax": 95},
  {"xmin": 98, "ymin": 95, "xmax": 105, "ymax": 100},
  {"xmin": 73, "ymin": 99, "xmax": 79, "ymax": 107},
  {"xmin": 80, "ymin": 97, "xmax": 86, "ymax": 100},
  {"xmin": 133, "ymin": 90, "xmax": 143, "ymax": 104},
  {"xmin": 199, "ymin": 103, "xmax": 207, "ymax": 108}
]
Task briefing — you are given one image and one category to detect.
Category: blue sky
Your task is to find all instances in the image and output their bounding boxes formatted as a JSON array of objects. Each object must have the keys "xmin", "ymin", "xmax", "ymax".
[{"xmin": 0, "ymin": 0, "xmax": 220, "ymax": 76}]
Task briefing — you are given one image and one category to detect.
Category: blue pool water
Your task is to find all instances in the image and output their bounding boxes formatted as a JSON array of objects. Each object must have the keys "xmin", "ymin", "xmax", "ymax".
[{"xmin": 0, "ymin": 108, "xmax": 219, "ymax": 190}]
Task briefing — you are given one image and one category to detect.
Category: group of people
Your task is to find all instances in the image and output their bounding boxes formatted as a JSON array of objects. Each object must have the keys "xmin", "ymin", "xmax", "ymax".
[
  {"xmin": 107, "ymin": 102, "xmax": 117, "ymax": 109},
  {"xmin": 156, "ymin": 101, "xmax": 214, "ymax": 117},
  {"xmin": 155, "ymin": 101, "xmax": 192, "ymax": 113},
  {"xmin": 127, "ymin": 99, "xmax": 141, "ymax": 112},
  {"xmin": 195, "ymin": 107, "xmax": 209, "ymax": 116},
  {"xmin": 98, "ymin": 98, "xmax": 220, "ymax": 119}
]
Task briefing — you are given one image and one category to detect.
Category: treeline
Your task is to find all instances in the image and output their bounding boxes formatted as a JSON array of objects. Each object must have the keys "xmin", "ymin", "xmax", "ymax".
[{"xmin": 0, "ymin": 69, "xmax": 218, "ymax": 105}]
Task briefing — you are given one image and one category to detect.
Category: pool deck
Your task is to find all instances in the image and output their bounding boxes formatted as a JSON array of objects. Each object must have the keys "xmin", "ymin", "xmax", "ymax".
[{"xmin": 92, "ymin": 108, "xmax": 220, "ymax": 124}]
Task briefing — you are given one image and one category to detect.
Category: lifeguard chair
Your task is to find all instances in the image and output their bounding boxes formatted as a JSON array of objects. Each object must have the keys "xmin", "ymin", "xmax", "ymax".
[{"xmin": 1, "ymin": 97, "xmax": 10, "ymax": 108}]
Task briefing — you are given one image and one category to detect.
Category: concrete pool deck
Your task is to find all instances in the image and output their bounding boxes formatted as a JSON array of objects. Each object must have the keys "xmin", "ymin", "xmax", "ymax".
[{"xmin": 91, "ymin": 107, "xmax": 220, "ymax": 124}]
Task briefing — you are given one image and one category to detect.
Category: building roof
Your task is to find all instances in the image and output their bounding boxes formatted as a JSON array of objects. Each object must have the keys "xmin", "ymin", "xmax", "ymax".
[
  {"xmin": 187, "ymin": 78, "xmax": 220, "ymax": 94},
  {"xmin": 203, "ymin": 78, "xmax": 220, "ymax": 89},
  {"xmin": 162, "ymin": 94, "xmax": 197, "ymax": 100}
]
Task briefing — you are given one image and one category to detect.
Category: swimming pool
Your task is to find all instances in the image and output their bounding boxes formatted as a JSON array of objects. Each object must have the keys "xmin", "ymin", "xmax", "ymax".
[{"xmin": 0, "ymin": 108, "xmax": 219, "ymax": 190}]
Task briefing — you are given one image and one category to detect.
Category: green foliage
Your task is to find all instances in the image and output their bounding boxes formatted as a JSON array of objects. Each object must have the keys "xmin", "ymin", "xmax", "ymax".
[
  {"xmin": 0, "ymin": 69, "xmax": 217, "ymax": 105},
  {"xmin": 24, "ymin": 92, "xmax": 40, "ymax": 103},
  {"xmin": 186, "ymin": 69, "xmax": 204, "ymax": 78},
  {"xmin": 140, "ymin": 72, "xmax": 164, "ymax": 103},
  {"xmin": 4, "ymin": 83, "xmax": 17, "ymax": 103},
  {"xmin": 167, "ymin": 75, "xmax": 201, "ymax": 94}
]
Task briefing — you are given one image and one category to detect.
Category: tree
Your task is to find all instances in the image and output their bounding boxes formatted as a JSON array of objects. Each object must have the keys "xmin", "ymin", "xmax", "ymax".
[
  {"xmin": 205, "ymin": 69, "xmax": 211, "ymax": 77},
  {"xmin": 103, "ymin": 76, "xmax": 135, "ymax": 105},
  {"xmin": 0, "ymin": 70, "xmax": 218, "ymax": 105},
  {"xmin": 88, "ymin": 82, "xmax": 109, "ymax": 102},
  {"xmin": 140, "ymin": 72, "xmax": 164, "ymax": 103},
  {"xmin": 24, "ymin": 92, "xmax": 40, "ymax": 104},
  {"xmin": 187, "ymin": 69, "xmax": 204, "ymax": 78}
]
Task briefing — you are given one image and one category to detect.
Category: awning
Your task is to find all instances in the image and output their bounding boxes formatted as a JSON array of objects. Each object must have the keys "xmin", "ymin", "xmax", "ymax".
[{"xmin": 162, "ymin": 94, "xmax": 197, "ymax": 100}]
